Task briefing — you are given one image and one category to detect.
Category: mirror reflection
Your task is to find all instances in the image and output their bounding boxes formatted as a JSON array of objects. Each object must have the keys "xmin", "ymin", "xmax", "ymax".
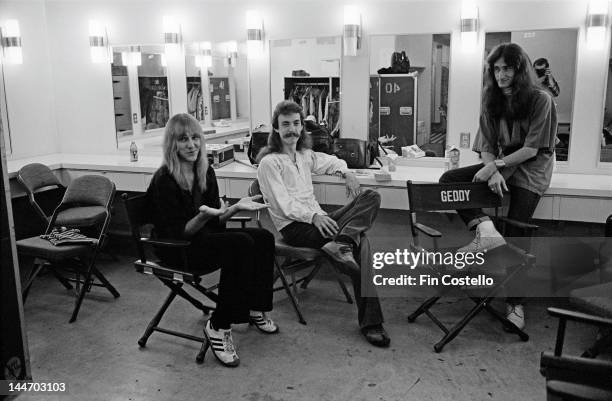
[
  {"xmin": 185, "ymin": 41, "xmax": 250, "ymax": 128},
  {"xmin": 111, "ymin": 48, "xmax": 133, "ymax": 140},
  {"xmin": 484, "ymin": 30, "xmax": 578, "ymax": 162},
  {"xmin": 369, "ymin": 34, "xmax": 451, "ymax": 157},
  {"xmin": 601, "ymin": 39, "xmax": 612, "ymax": 163},
  {"xmin": 138, "ymin": 45, "xmax": 169, "ymax": 132},
  {"xmin": 270, "ymin": 37, "xmax": 341, "ymax": 135}
]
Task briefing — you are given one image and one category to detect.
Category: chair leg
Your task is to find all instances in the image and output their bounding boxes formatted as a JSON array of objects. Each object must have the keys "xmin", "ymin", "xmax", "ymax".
[
  {"xmin": 50, "ymin": 267, "xmax": 73, "ymax": 290},
  {"xmin": 22, "ymin": 261, "xmax": 46, "ymax": 302},
  {"xmin": 300, "ymin": 261, "xmax": 324, "ymax": 289},
  {"xmin": 69, "ymin": 265, "xmax": 95, "ymax": 323},
  {"xmin": 163, "ymin": 280, "xmax": 210, "ymax": 313},
  {"xmin": 329, "ymin": 262, "xmax": 353, "ymax": 304},
  {"xmin": 139, "ymin": 290, "xmax": 178, "ymax": 347},
  {"xmin": 275, "ymin": 259, "xmax": 306, "ymax": 325},
  {"xmin": 91, "ymin": 267, "xmax": 120, "ymax": 298},
  {"xmin": 433, "ymin": 297, "xmax": 488, "ymax": 353},
  {"xmin": 482, "ymin": 302, "xmax": 529, "ymax": 342},
  {"xmin": 407, "ymin": 296, "xmax": 441, "ymax": 322}
]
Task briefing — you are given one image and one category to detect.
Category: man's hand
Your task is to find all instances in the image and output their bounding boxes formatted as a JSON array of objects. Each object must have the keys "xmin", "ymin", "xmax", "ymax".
[
  {"xmin": 198, "ymin": 204, "xmax": 227, "ymax": 217},
  {"xmin": 487, "ymin": 171, "xmax": 508, "ymax": 198},
  {"xmin": 377, "ymin": 135, "xmax": 397, "ymax": 144},
  {"xmin": 473, "ymin": 161, "xmax": 497, "ymax": 183},
  {"xmin": 313, "ymin": 214, "xmax": 339, "ymax": 238},
  {"xmin": 344, "ymin": 172, "xmax": 361, "ymax": 198}
]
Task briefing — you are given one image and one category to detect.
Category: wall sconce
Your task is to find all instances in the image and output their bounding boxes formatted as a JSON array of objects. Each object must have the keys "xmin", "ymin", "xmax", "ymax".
[
  {"xmin": 88, "ymin": 20, "xmax": 109, "ymax": 63},
  {"xmin": 1, "ymin": 19, "xmax": 23, "ymax": 64},
  {"xmin": 121, "ymin": 46, "xmax": 141, "ymax": 67},
  {"xmin": 195, "ymin": 41, "xmax": 212, "ymax": 70},
  {"xmin": 587, "ymin": 0, "xmax": 609, "ymax": 50},
  {"xmin": 343, "ymin": 5, "xmax": 361, "ymax": 57},
  {"xmin": 162, "ymin": 15, "xmax": 181, "ymax": 56},
  {"xmin": 246, "ymin": 10, "xmax": 264, "ymax": 58},
  {"xmin": 224, "ymin": 40, "xmax": 238, "ymax": 67},
  {"xmin": 460, "ymin": 0, "xmax": 479, "ymax": 51}
]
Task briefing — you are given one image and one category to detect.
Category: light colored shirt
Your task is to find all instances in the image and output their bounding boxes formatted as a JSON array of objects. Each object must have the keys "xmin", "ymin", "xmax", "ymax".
[{"xmin": 257, "ymin": 149, "xmax": 349, "ymax": 231}]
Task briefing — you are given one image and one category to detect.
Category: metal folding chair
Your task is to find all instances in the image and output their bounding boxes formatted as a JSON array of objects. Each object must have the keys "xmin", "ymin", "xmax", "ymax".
[
  {"xmin": 540, "ymin": 307, "xmax": 612, "ymax": 400},
  {"xmin": 405, "ymin": 180, "xmax": 537, "ymax": 352},
  {"xmin": 16, "ymin": 175, "xmax": 119, "ymax": 322},
  {"xmin": 248, "ymin": 179, "xmax": 353, "ymax": 325},
  {"xmin": 122, "ymin": 193, "xmax": 250, "ymax": 363}
]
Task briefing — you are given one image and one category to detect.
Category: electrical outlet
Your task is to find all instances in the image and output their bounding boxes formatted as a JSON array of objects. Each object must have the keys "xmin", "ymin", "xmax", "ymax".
[{"xmin": 460, "ymin": 132, "xmax": 470, "ymax": 148}]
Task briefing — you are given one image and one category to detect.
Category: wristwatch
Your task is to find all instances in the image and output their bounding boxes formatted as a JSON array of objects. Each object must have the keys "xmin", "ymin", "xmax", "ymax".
[{"xmin": 494, "ymin": 159, "xmax": 506, "ymax": 169}]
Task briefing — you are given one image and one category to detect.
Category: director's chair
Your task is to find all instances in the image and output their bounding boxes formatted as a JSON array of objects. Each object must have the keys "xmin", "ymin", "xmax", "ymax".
[
  {"xmin": 405, "ymin": 180, "xmax": 537, "ymax": 352},
  {"xmin": 122, "ymin": 193, "xmax": 251, "ymax": 363}
]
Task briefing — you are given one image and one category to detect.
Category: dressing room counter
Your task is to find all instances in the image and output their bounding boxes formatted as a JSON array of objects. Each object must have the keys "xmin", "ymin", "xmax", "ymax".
[{"xmin": 7, "ymin": 153, "xmax": 612, "ymax": 222}]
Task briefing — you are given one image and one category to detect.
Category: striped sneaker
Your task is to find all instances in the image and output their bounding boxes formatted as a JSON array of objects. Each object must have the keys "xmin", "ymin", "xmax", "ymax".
[
  {"xmin": 203, "ymin": 320, "xmax": 240, "ymax": 367},
  {"xmin": 249, "ymin": 311, "xmax": 279, "ymax": 334}
]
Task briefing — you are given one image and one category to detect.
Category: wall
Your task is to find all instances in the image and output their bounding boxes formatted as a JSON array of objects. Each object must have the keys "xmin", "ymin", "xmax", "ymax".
[{"xmin": 3, "ymin": 0, "xmax": 610, "ymax": 175}]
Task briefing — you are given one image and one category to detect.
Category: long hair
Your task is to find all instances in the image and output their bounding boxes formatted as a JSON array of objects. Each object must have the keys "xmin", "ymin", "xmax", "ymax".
[
  {"xmin": 482, "ymin": 43, "xmax": 539, "ymax": 120},
  {"xmin": 162, "ymin": 113, "xmax": 208, "ymax": 192},
  {"xmin": 256, "ymin": 100, "xmax": 310, "ymax": 162}
]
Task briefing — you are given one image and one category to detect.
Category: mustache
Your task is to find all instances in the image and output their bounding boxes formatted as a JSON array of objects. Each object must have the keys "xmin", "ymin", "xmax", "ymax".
[{"xmin": 282, "ymin": 132, "xmax": 300, "ymax": 138}]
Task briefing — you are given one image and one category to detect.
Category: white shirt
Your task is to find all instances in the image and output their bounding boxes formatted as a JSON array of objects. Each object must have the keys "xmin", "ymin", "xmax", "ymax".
[{"xmin": 257, "ymin": 149, "xmax": 349, "ymax": 231}]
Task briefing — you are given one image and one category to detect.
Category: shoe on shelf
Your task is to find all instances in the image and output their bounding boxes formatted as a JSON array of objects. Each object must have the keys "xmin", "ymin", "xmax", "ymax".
[
  {"xmin": 249, "ymin": 311, "xmax": 279, "ymax": 334},
  {"xmin": 361, "ymin": 324, "xmax": 391, "ymax": 348},
  {"xmin": 457, "ymin": 227, "xmax": 506, "ymax": 253},
  {"xmin": 322, "ymin": 241, "xmax": 359, "ymax": 271},
  {"xmin": 505, "ymin": 303, "xmax": 525, "ymax": 331},
  {"xmin": 203, "ymin": 320, "xmax": 240, "ymax": 367}
]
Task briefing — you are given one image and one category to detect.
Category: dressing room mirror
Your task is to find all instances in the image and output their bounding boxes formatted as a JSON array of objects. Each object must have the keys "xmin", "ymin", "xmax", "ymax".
[
  {"xmin": 270, "ymin": 36, "xmax": 341, "ymax": 136},
  {"xmin": 111, "ymin": 44, "xmax": 170, "ymax": 143},
  {"xmin": 369, "ymin": 34, "xmax": 451, "ymax": 157},
  {"xmin": 600, "ymin": 38, "xmax": 612, "ymax": 163},
  {"xmin": 184, "ymin": 41, "xmax": 250, "ymax": 129},
  {"xmin": 110, "ymin": 47, "xmax": 133, "ymax": 141},
  {"xmin": 138, "ymin": 45, "xmax": 170, "ymax": 132},
  {"xmin": 483, "ymin": 29, "xmax": 578, "ymax": 162}
]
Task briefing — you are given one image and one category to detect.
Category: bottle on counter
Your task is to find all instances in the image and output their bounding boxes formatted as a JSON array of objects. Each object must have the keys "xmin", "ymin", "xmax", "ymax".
[
  {"xmin": 448, "ymin": 145, "xmax": 460, "ymax": 170},
  {"xmin": 130, "ymin": 141, "xmax": 138, "ymax": 162}
]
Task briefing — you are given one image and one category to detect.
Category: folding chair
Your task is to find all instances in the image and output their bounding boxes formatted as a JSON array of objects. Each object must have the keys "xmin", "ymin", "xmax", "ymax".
[
  {"xmin": 122, "ymin": 193, "xmax": 251, "ymax": 363},
  {"xmin": 540, "ymin": 307, "xmax": 612, "ymax": 400},
  {"xmin": 248, "ymin": 179, "xmax": 353, "ymax": 325},
  {"xmin": 17, "ymin": 163, "xmax": 66, "ymax": 226},
  {"xmin": 16, "ymin": 175, "xmax": 120, "ymax": 323},
  {"xmin": 405, "ymin": 180, "xmax": 537, "ymax": 352}
]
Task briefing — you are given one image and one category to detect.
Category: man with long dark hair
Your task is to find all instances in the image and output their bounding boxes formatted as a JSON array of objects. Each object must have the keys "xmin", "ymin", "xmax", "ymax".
[
  {"xmin": 439, "ymin": 43, "xmax": 558, "ymax": 331},
  {"xmin": 257, "ymin": 100, "xmax": 390, "ymax": 347}
]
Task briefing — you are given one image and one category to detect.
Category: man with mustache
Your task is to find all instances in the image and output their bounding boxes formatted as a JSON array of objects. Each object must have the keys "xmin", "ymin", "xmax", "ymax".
[{"xmin": 256, "ymin": 100, "xmax": 389, "ymax": 347}]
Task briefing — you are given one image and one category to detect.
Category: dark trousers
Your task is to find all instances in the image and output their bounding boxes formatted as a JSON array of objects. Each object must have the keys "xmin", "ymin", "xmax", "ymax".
[
  {"xmin": 280, "ymin": 189, "xmax": 384, "ymax": 329},
  {"xmin": 439, "ymin": 163, "xmax": 541, "ymax": 305},
  {"xmin": 188, "ymin": 228, "xmax": 275, "ymax": 329}
]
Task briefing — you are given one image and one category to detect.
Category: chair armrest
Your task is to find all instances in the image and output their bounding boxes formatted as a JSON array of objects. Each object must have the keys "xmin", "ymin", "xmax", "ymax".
[
  {"xmin": 415, "ymin": 223, "xmax": 442, "ymax": 238},
  {"xmin": 498, "ymin": 216, "xmax": 539, "ymax": 231},
  {"xmin": 140, "ymin": 237, "xmax": 191, "ymax": 248},
  {"xmin": 548, "ymin": 307, "xmax": 612, "ymax": 329},
  {"xmin": 541, "ymin": 352, "xmax": 612, "ymax": 377}
]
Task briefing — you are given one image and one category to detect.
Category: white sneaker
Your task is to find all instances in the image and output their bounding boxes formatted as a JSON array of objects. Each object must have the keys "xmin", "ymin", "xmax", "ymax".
[
  {"xmin": 249, "ymin": 311, "xmax": 279, "ymax": 334},
  {"xmin": 458, "ymin": 226, "xmax": 506, "ymax": 253},
  {"xmin": 203, "ymin": 320, "xmax": 240, "ymax": 367},
  {"xmin": 505, "ymin": 304, "xmax": 525, "ymax": 330}
]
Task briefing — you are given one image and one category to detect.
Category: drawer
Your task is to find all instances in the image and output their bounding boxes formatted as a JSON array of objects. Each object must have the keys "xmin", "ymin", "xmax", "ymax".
[
  {"xmin": 558, "ymin": 196, "xmax": 612, "ymax": 223},
  {"xmin": 65, "ymin": 170, "xmax": 148, "ymax": 192},
  {"xmin": 226, "ymin": 179, "xmax": 252, "ymax": 198},
  {"xmin": 531, "ymin": 195, "xmax": 554, "ymax": 220}
]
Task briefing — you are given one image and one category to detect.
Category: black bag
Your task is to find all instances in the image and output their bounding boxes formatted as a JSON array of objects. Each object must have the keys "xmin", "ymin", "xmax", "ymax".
[
  {"xmin": 305, "ymin": 120, "xmax": 334, "ymax": 154},
  {"xmin": 248, "ymin": 125, "xmax": 271, "ymax": 164},
  {"xmin": 391, "ymin": 51, "xmax": 410, "ymax": 73},
  {"xmin": 332, "ymin": 138, "xmax": 370, "ymax": 169}
]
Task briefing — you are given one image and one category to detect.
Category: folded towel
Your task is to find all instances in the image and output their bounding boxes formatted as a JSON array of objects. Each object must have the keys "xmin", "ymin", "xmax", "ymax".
[{"xmin": 40, "ymin": 227, "xmax": 96, "ymax": 246}]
